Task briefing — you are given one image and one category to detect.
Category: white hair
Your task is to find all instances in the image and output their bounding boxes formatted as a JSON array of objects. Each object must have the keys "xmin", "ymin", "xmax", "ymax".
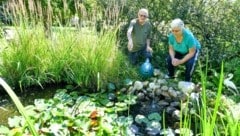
[
  {"xmin": 170, "ymin": 18, "xmax": 184, "ymax": 29},
  {"xmin": 138, "ymin": 8, "xmax": 149, "ymax": 17}
]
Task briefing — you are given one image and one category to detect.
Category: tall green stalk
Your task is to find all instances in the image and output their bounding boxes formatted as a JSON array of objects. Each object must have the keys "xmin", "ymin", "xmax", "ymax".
[
  {"xmin": 0, "ymin": 78, "xmax": 39, "ymax": 136},
  {"xmin": 197, "ymin": 60, "xmax": 228, "ymax": 135},
  {"xmin": 209, "ymin": 62, "xmax": 224, "ymax": 135}
]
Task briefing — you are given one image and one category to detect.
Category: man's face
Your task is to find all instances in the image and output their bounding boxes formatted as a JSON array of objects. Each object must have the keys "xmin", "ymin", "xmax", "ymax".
[{"xmin": 138, "ymin": 11, "xmax": 147, "ymax": 23}]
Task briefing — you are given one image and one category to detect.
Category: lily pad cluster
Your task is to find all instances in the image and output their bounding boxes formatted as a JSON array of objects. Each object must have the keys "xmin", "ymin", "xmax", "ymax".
[{"xmin": 0, "ymin": 89, "xmax": 137, "ymax": 136}]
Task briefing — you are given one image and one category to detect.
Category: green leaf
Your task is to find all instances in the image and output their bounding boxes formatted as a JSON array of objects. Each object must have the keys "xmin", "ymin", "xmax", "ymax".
[
  {"xmin": 115, "ymin": 102, "xmax": 127, "ymax": 107},
  {"xmin": 147, "ymin": 112, "xmax": 162, "ymax": 121},
  {"xmin": 8, "ymin": 116, "xmax": 24, "ymax": 128},
  {"xmin": 146, "ymin": 121, "xmax": 161, "ymax": 129},
  {"xmin": 0, "ymin": 125, "xmax": 10, "ymax": 134},
  {"xmin": 34, "ymin": 99, "xmax": 50, "ymax": 111},
  {"xmin": 135, "ymin": 115, "xmax": 149, "ymax": 124}
]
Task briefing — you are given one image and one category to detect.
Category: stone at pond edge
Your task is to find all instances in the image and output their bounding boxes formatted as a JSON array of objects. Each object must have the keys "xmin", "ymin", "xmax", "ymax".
[
  {"xmin": 108, "ymin": 93, "xmax": 117, "ymax": 101},
  {"xmin": 129, "ymin": 124, "xmax": 139, "ymax": 134}
]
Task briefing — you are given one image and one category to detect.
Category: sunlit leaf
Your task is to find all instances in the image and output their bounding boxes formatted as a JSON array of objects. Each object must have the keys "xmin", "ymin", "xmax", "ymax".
[
  {"xmin": 135, "ymin": 115, "xmax": 149, "ymax": 124},
  {"xmin": 147, "ymin": 112, "xmax": 162, "ymax": 121},
  {"xmin": 0, "ymin": 125, "xmax": 10, "ymax": 134},
  {"xmin": 8, "ymin": 116, "xmax": 23, "ymax": 128}
]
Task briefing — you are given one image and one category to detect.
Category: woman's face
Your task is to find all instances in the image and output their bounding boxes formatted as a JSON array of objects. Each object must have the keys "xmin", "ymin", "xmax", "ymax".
[
  {"xmin": 171, "ymin": 27, "xmax": 182, "ymax": 37},
  {"xmin": 138, "ymin": 11, "xmax": 148, "ymax": 24}
]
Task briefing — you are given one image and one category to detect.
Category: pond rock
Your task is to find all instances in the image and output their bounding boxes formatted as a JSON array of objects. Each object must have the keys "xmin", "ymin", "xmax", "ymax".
[
  {"xmin": 129, "ymin": 124, "xmax": 139, "ymax": 134},
  {"xmin": 166, "ymin": 106, "xmax": 176, "ymax": 114},
  {"xmin": 170, "ymin": 101, "xmax": 180, "ymax": 108},
  {"xmin": 108, "ymin": 93, "xmax": 116, "ymax": 101},
  {"xmin": 175, "ymin": 128, "xmax": 193, "ymax": 136},
  {"xmin": 161, "ymin": 85, "xmax": 169, "ymax": 92},
  {"xmin": 134, "ymin": 81, "xmax": 143, "ymax": 91},
  {"xmin": 153, "ymin": 69, "xmax": 161, "ymax": 76},
  {"xmin": 168, "ymin": 89, "xmax": 178, "ymax": 98},
  {"xmin": 172, "ymin": 109, "xmax": 181, "ymax": 121},
  {"xmin": 157, "ymin": 79, "xmax": 167, "ymax": 85},
  {"xmin": 178, "ymin": 81, "xmax": 195, "ymax": 94},
  {"xmin": 137, "ymin": 92, "xmax": 145, "ymax": 100},
  {"xmin": 160, "ymin": 128, "xmax": 175, "ymax": 136},
  {"xmin": 158, "ymin": 100, "xmax": 169, "ymax": 107},
  {"xmin": 155, "ymin": 89, "xmax": 162, "ymax": 96}
]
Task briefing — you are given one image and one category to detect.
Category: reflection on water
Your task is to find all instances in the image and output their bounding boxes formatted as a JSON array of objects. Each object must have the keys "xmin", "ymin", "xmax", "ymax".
[{"xmin": 0, "ymin": 85, "xmax": 61, "ymax": 126}]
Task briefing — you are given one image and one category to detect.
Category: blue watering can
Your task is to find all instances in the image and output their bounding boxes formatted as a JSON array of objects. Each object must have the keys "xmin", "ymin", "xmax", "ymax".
[{"xmin": 139, "ymin": 58, "xmax": 154, "ymax": 78}]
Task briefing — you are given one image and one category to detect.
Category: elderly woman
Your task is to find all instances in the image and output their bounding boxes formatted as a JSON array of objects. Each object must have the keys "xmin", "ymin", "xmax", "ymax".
[
  {"xmin": 127, "ymin": 8, "xmax": 153, "ymax": 65},
  {"xmin": 166, "ymin": 18, "xmax": 201, "ymax": 81}
]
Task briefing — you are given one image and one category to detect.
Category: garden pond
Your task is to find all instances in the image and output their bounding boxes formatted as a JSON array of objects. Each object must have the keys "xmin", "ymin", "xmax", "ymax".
[{"xmin": 0, "ymin": 73, "xmax": 202, "ymax": 135}]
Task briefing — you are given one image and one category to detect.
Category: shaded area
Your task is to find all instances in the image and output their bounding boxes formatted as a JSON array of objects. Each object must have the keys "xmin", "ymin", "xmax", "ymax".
[{"xmin": 0, "ymin": 85, "xmax": 62, "ymax": 126}]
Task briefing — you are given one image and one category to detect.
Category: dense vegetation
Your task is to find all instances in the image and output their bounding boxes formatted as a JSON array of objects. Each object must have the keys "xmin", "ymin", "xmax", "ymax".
[{"xmin": 1, "ymin": 0, "xmax": 240, "ymax": 89}]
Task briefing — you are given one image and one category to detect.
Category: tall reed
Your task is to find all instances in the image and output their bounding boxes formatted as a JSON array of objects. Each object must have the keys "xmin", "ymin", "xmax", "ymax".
[
  {"xmin": 181, "ymin": 60, "xmax": 240, "ymax": 135},
  {"xmin": 0, "ymin": 27, "xmax": 51, "ymax": 89},
  {"xmin": 0, "ymin": 78, "xmax": 38, "ymax": 136}
]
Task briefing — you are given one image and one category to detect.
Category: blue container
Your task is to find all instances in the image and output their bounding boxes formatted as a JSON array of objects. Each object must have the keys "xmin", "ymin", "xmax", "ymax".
[{"xmin": 139, "ymin": 58, "xmax": 154, "ymax": 78}]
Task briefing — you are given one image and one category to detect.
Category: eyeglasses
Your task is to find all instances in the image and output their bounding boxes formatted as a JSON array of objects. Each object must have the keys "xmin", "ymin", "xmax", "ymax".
[
  {"xmin": 139, "ymin": 14, "xmax": 147, "ymax": 18},
  {"xmin": 172, "ymin": 29, "xmax": 180, "ymax": 33}
]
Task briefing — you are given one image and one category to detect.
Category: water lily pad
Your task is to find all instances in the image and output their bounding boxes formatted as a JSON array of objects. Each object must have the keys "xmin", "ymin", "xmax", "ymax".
[
  {"xmin": 146, "ymin": 121, "xmax": 161, "ymax": 129},
  {"xmin": 34, "ymin": 99, "xmax": 50, "ymax": 111},
  {"xmin": 0, "ymin": 125, "xmax": 10, "ymax": 134},
  {"xmin": 124, "ymin": 97, "xmax": 137, "ymax": 105},
  {"xmin": 115, "ymin": 106, "xmax": 128, "ymax": 112},
  {"xmin": 135, "ymin": 114, "xmax": 149, "ymax": 124},
  {"xmin": 104, "ymin": 107, "xmax": 115, "ymax": 113},
  {"xmin": 117, "ymin": 116, "xmax": 133, "ymax": 126},
  {"xmin": 147, "ymin": 112, "xmax": 161, "ymax": 121},
  {"xmin": 24, "ymin": 105, "xmax": 39, "ymax": 118},
  {"xmin": 99, "ymin": 98, "xmax": 114, "ymax": 107},
  {"xmin": 115, "ymin": 102, "xmax": 127, "ymax": 107},
  {"xmin": 8, "ymin": 116, "xmax": 24, "ymax": 128}
]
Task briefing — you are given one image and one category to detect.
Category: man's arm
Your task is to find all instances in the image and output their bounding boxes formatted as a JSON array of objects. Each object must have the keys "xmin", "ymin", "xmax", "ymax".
[
  {"xmin": 127, "ymin": 24, "xmax": 133, "ymax": 41},
  {"xmin": 127, "ymin": 21, "xmax": 135, "ymax": 51},
  {"xmin": 146, "ymin": 38, "xmax": 153, "ymax": 52}
]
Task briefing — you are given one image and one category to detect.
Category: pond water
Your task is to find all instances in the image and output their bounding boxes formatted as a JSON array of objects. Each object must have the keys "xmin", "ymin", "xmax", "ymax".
[{"xmin": 0, "ymin": 85, "xmax": 63, "ymax": 126}]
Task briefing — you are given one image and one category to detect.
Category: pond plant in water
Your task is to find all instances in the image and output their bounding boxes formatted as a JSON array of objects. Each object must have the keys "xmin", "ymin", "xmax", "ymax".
[
  {"xmin": 0, "ymin": 85, "xmax": 138, "ymax": 135},
  {"xmin": 0, "ymin": 63, "xmax": 240, "ymax": 135}
]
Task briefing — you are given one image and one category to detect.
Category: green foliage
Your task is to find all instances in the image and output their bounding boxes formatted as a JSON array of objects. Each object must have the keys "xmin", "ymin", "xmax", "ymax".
[
  {"xmin": 0, "ymin": 78, "xmax": 38, "ymax": 136},
  {"xmin": 0, "ymin": 26, "xmax": 135, "ymax": 90},
  {"xmin": 2, "ymin": 0, "xmax": 239, "ymax": 74},
  {"xmin": 3, "ymin": 89, "xmax": 136, "ymax": 135},
  {"xmin": 0, "ymin": 27, "xmax": 51, "ymax": 89}
]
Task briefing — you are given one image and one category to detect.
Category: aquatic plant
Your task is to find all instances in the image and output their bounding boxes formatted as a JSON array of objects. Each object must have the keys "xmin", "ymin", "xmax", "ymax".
[{"xmin": 0, "ymin": 78, "xmax": 38, "ymax": 136}]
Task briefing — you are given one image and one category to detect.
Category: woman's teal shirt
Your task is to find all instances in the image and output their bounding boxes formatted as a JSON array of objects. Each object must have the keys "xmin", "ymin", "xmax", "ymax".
[{"xmin": 168, "ymin": 29, "xmax": 201, "ymax": 54}]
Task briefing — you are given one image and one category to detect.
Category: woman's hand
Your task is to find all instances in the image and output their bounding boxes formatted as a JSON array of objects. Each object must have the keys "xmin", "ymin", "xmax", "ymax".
[{"xmin": 172, "ymin": 58, "xmax": 182, "ymax": 66}]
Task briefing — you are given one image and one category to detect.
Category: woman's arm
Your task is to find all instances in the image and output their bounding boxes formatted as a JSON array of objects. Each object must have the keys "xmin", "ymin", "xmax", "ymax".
[
  {"xmin": 179, "ymin": 47, "xmax": 196, "ymax": 64},
  {"xmin": 169, "ymin": 45, "xmax": 175, "ymax": 60}
]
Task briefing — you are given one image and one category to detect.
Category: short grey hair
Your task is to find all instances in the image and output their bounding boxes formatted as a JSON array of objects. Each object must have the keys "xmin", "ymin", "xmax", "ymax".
[
  {"xmin": 138, "ymin": 8, "xmax": 149, "ymax": 17},
  {"xmin": 170, "ymin": 18, "xmax": 184, "ymax": 29}
]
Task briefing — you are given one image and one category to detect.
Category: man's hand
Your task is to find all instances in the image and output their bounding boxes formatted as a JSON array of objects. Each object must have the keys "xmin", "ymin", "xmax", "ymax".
[
  {"xmin": 128, "ymin": 41, "xmax": 133, "ymax": 51},
  {"xmin": 147, "ymin": 46, "xmax": 153, "ymax": 53}
]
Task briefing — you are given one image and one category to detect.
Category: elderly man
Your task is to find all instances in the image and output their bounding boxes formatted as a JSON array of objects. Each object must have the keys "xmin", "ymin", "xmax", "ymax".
[{"xmin": 127, "ymin": 8, "xmax": 153, "ymax": 65}]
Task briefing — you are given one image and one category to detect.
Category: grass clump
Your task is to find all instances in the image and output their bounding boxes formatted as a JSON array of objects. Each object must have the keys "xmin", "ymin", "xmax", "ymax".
[{"xmin": 0, "ymin": 25, "xmax": 135, "ymax": 91}]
